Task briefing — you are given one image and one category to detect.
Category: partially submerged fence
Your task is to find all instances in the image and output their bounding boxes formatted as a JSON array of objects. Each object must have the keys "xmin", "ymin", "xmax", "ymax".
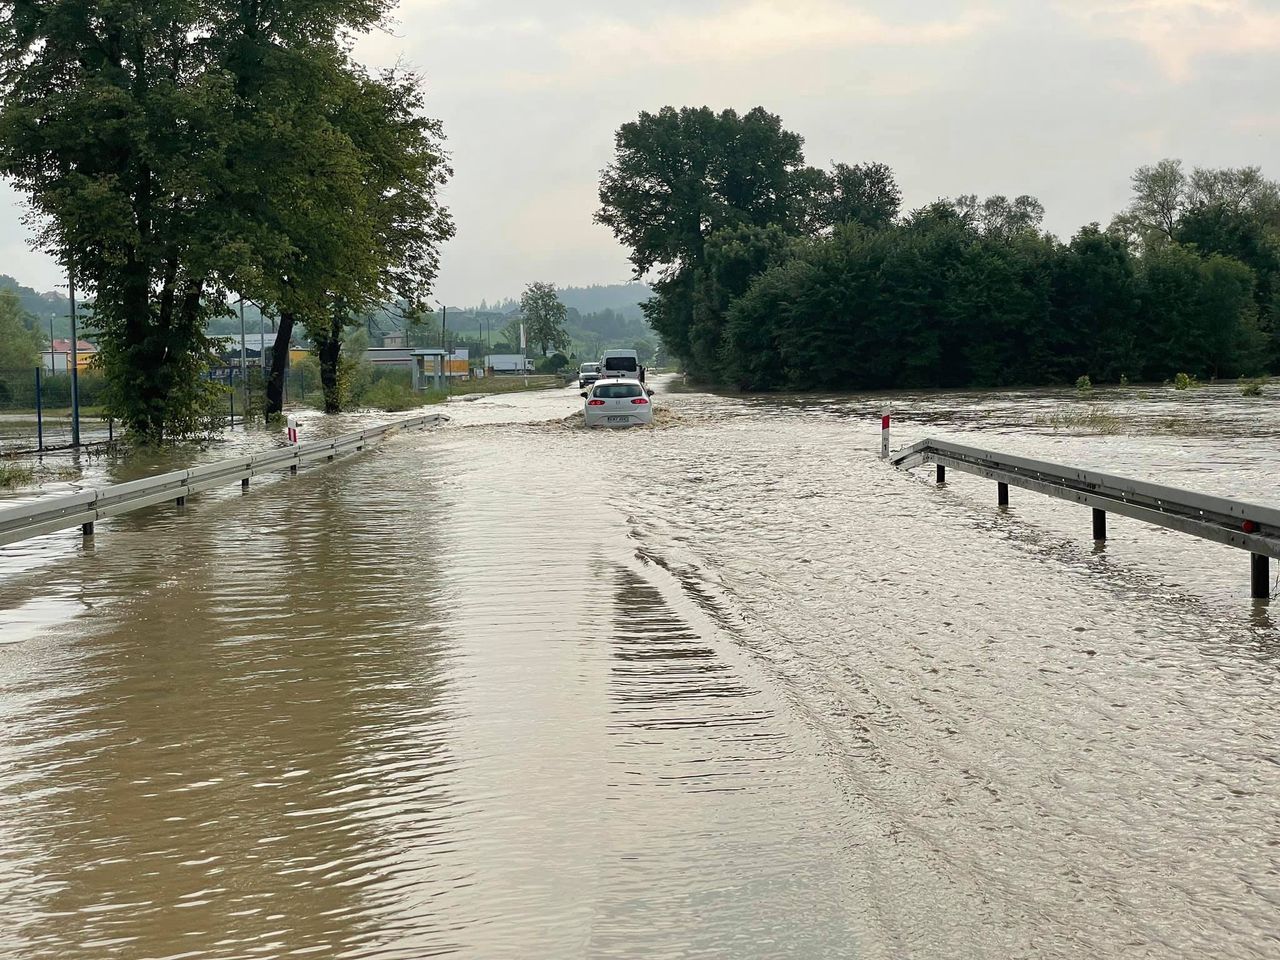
[
  {"xmin": 888, "ymin": 434, "xmax": 1280, "ymax": 599},
  {"xmin": 0, "ymin": 367, "xmax": 114, "ymax": 453},
  {"xmin": 0, "ymin": 412, "xmax": 448, "ymax": 548}
]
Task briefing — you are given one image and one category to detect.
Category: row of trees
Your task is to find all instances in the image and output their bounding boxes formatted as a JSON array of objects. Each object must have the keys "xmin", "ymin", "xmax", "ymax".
[
  {"xmin": 596, "ymin": 106, "xmax": 1280, "ymax": 390},
  {"xmin": 0, "ymin": 0, "xmax": 453, "ymax": 439}
]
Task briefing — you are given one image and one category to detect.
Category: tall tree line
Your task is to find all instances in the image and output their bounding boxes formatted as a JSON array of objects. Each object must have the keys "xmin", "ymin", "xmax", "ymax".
[
  {"xmin": 0, "ymin": 0, "xmax": 452, "ymax": 438},
  {"xmin": 597, "ymin": 106, "xmax": 1279, "ymax": 391}
]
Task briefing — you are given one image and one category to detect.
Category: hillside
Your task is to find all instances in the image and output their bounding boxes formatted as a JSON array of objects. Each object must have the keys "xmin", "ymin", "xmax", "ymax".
[{"xmin": 0, "ymin": 274, "xmax": 71, "ymax": 336}]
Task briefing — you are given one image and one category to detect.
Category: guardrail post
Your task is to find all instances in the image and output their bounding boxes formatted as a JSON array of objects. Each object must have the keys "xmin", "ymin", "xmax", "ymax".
[
  {"xmin": 82, "ymin": 521, "xmax": 94, "ymax": 537},
  {"xmin": 1252, "ymin": 553, "xmax": 1270, "ymax": 599},
  {"xmin": 997, "ymin": 482, "xmax": 1009, "ymax": 506},
  {"xmin": 1093, "ymin": 509, "xmax": 1107, "ymax": 542},
  {"xmin": 241, "ymin": 477, "xmax": 250, "ymax": 490},
  {"xmin": 175, "ymin": 496, "xmax": 186, "ymax": 508},
  {"xmin": 936, "ymin": 464, "xmax": 946, "ymax": 485}
]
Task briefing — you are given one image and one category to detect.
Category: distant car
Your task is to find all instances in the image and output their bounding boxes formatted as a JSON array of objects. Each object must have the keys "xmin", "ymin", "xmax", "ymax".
[
  {"xmin": 582, "ymin": 378, "xmax": 654, "ymax": 428},
  {"xmin": 600, "ymin": 349, "xmax": 643, "ymax": 382},
  {"xmin": 578, "ymin": 362, "xmax": 602, "ymax": 388}
]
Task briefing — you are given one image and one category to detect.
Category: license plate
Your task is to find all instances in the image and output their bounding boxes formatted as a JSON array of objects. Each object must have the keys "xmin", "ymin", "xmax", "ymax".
[{"xmin": 607, "ymin": 416, "xmax": 630, "ymax": 423}]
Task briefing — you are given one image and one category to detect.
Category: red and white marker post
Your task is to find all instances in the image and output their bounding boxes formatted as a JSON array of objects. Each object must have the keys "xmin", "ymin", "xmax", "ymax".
[
  {"xmin": 880, "ymin": 412, "xmax": 891, "ymax": 459},
  {"xmin": 287, "ymin": 415, "xmax": 299, "ymax": 445}
]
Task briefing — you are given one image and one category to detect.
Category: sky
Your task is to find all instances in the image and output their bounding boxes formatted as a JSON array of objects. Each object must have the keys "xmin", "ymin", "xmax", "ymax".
[{"xmin": 3, "ymin": 0, "xmax": 1280, "ymax": 305}]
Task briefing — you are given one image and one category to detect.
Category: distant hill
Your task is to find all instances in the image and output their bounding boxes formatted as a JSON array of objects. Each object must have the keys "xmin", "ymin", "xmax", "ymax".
[{"xmin": 0, "ymin": 274, "xmax": 72, "ymax": 337}]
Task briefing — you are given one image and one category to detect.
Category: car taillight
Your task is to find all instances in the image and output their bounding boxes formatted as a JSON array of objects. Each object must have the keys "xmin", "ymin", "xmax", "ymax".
[
  {"xmin": 588, "ymin": 399, "xmax": 605, "ymax": 406},
  {"xmin": 631, "ymin": 397, "xmax": 649, "ymax": 405}
]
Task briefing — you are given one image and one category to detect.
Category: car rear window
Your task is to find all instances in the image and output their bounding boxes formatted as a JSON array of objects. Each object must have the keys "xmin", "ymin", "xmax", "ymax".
[
  {"xmin": 604, "ymin": 357, "xmax": 638, "ymax": 371},
  {"xmin": 593, "ymin": 383, "xmax": 644, "ymax": 399}
]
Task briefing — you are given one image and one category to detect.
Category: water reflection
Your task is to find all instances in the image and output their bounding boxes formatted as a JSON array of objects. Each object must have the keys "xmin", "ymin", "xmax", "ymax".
[
  {"xmin": 0, "ymin": 458, "xmax": 464, "ymax": 958},
  {"xmin": 1, "ymin": 379, "xmax": 1278, "ymax": 959}
]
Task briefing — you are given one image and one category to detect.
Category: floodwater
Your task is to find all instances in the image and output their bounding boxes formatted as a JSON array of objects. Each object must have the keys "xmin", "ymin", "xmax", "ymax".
[{"xmin": 1, "ymin": 379, "xmax": 1278, "ymax": 959}]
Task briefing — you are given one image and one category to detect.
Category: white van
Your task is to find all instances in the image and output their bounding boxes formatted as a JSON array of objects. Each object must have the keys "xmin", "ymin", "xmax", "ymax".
[{"xmin": 600, "ymin": 349, "xmax": 643, "ymax": 382}]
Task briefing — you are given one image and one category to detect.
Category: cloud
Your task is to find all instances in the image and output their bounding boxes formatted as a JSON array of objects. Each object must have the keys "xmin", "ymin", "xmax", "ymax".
[
  {"xmin": 555, "ymin": 0, "xmax": 996, "ymax": 70},
  {"xmin": 1061, "ymin": 0, "xmax": 1280, "ymax": 80}
]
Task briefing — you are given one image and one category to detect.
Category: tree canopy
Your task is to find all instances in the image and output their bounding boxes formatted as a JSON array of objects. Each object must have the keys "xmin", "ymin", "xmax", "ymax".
[
  {"xmin": 519, "ymin": 282, "xmax": 570, "ymax": 357},
  {"xmin": 599, "ymin": 108, "xmax": 1278, "ymax": 391},
  {"xmin": 0, "ymin": 0, "xmax": 452, "ymax": 435}
]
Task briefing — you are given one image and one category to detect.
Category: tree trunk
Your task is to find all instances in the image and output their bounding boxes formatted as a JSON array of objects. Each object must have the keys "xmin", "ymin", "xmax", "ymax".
[
  {"xmin": 264, "ymin": 310, "xmax": 294, "ymax": 420},
  {"xmin": 317, "ymin": 321, "xmax": 342, "ymax": 414}
]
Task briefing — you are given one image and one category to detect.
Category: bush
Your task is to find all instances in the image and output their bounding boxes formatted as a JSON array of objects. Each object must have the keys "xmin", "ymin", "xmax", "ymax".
[
  {"xmin": 536, "ymin": 352, "xmax": 569, "ymax": 374},
  {"xmin": 1240, "ymin": 376, "xmax": 1268, "ymax": 397},
  {"xmin": 1173, "ymin": 372, "xmax": 1198, "ymax": 390},
  {"xmin": 1075, "ymin": 375, "xmax": 1092, "ymax": 393},
  {"xmin": 0, "ymin": 461, "xmax": 34, "ymax": 488},
  {"xmin": 361, "ymin": 377, "xmax": 421, "ymax": 412}
]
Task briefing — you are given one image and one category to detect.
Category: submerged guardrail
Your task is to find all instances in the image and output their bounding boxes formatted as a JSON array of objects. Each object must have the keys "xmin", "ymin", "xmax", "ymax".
[
  {"xmin": 888, "ymin": 435, "xmax": 1280, "ymax": 599},
  {"xmin": 0, "ymin": 412, "xmax": 448, "ymax": 548}
]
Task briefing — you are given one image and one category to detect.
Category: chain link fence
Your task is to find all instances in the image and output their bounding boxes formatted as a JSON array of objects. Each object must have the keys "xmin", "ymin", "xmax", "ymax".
[{"xmin": 0, "ymin": 368, "xmax": 115, "ymax": 454}]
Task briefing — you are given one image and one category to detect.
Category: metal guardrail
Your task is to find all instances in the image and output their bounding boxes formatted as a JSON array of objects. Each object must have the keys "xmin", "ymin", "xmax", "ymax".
[
  {"xmin": 889, "ymin": 437, "xmax": 1280, "ymax": 599},
  {"xmin": 0, "ymin": 412, "xmax": 449, "ymax": 548}
]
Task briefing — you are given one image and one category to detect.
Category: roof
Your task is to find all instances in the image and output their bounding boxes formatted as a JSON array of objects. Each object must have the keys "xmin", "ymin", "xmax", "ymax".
[{"xmin": 50, "ymin": 339, "xmax": 95, "ymax": 352}]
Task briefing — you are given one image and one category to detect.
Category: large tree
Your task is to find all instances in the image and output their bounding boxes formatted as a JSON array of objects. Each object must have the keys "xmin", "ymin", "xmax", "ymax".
[
  {"xmin": 596, "ymin": 105, "xmax": 819, "ymax": 378},
  {"xmin": 519, "ymin": 282, "xmax": 569, "ymax": 357},
  {"xmin": 297, "ymin": 64, "xmax": 453, "ymax": 413},
  {"xmin": 0, "ymin": 0, "xmax": 235, "ymax": 438},
  {"xmin": 0, "ymin": 0, "xmax": 449, "ymax": 433},
  {"xmin": 819, "ymin": 162, "xmax": 902, "ymax": 230}
]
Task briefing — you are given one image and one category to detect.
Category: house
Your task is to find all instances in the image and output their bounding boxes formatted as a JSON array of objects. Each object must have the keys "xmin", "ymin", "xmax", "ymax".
[{"xmin": 43, "ymin": 339, "xmax": 96, "ymax": 372}]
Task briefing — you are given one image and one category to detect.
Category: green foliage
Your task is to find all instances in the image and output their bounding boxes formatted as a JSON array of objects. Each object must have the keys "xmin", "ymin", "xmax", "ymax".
[
  {"xmin": 1036, "ymin": 406, "xmax": 1124, "ymax": 435},
  {"xmin": 360, "ymin": 375, "xmax": 420, "ymax": 412},
  {"xmin": 1173, "ymin": 372, "xmax": 1198, "ymax": 390},
  {"xmin": 1240, "ymin": 375, "xmax": 1268, "ymax": 396},
  {"xmin": 0, "ymin": 462, "xmax": 35, "ymax": 489},
  {"xmin": 535, "ymin": 352, "xmax": 569, "ymax": 374},
  {"xmin": 599, "ymin": 114, "xmax": 1280, "ymax": 391},
  {"xmin": 1120, "ymin": 374, "xmax": 1130, "ymax": 386},
  {"xmin": 1076, "ymin": 375, "xmax": 1093, "ymax": 393},
  {"xmin": 820, "ymin": 162, "xmax": 902, "ymax": 229},
  {"xmin": 0, "ymin": 0, "xmax": 451, "ymax": 433},
  {"xmin": 0, "ymin": 290, "xmax": 43, "ymax": 369},
  {"xmin": 520, "ymin": 283, "xmax": 570, "ymax": 356}
]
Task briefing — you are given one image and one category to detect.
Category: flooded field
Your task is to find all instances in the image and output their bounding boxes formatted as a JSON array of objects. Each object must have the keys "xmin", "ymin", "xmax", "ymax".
[{"xmin": 1, "ymin": 379, "xmax": 1278, "ymax": 958}]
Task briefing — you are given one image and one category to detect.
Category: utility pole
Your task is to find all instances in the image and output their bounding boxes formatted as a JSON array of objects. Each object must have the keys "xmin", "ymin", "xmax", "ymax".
[
  {"xmin": 68, "ymin": 264, "xmax": 81, "ymax": 447},
  {"xmin": 440, "ymin": 304, "xmax": 447, "ymax": 350},
  {"xmin": 238, "ymin": 296, "xmax": 247, "ymax": 422}
]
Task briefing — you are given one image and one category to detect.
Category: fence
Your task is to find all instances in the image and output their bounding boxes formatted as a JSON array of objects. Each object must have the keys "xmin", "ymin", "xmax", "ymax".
[{"xmin": 0, "ymin": 368, "xmax": 113, "ymax": 454}]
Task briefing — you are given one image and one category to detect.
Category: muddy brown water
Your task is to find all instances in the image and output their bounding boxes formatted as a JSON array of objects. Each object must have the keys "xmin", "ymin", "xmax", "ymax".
[{"xmin": 1, "ymin": 379, "xmax": 1278, "ymax": 959}]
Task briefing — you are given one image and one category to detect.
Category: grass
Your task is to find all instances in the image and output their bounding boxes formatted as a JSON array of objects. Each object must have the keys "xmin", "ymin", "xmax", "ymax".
[
  {"xmin": 1035, "ymin": 405, "xmax": 1126, "ymax": 434},
  {"xmin": 361, "ymin": 378, "xmax": 423, "ymax": 412},
  {"xmin": 1240, "ymin": 376, "xmax": 1268, "ymax": 397},
  {"xmin": 0, "ymin": 461, "xmax": 35, "ymax": 489}
]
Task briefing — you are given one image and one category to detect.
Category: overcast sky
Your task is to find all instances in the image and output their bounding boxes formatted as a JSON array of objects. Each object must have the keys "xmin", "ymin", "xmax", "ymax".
[{"xmin": 3, "ymin": 0, "xmax": 1279, "ymax": 305}]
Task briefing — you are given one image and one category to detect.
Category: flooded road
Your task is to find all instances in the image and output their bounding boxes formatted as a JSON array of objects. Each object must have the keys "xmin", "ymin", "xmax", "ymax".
[{"xmin": 1, "ymin": 380, "xmax": 1278, "ymax": 958}]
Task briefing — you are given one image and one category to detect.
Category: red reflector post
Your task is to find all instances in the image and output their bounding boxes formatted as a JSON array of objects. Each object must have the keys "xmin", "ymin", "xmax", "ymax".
[{"xmin": 1243, "ymin": 520, "xmax": 1259, "ymax": 533}]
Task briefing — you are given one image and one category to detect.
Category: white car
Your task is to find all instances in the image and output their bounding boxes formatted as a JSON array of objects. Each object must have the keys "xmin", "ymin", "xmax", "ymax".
[{"xmin": 582, "ymin": 378, "xmax": 654, "ymax": 428}]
